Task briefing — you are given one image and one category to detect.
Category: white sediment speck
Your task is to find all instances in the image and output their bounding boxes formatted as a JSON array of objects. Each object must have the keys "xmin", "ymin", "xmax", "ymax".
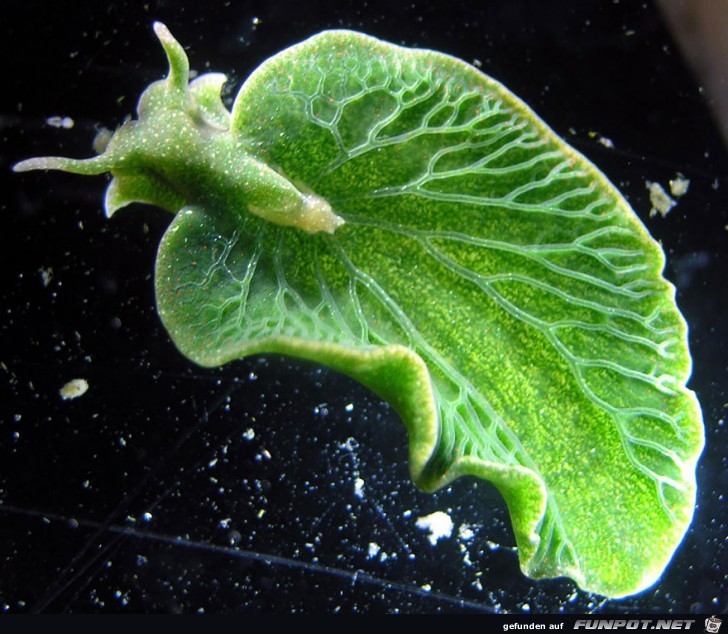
[
  {"xmin": 46, "ymin": 115, "xmax": 74, "ymax": 129},
  {"xmin": 39, "ymin": 267, "xmax": 52, "ymax": 287},
  {"xmin": 353, "ymin": 477, "xmax": 365, "ymax": 499},
  {"xmin": 59, "ymin": 378, "xmax": 88, "ymax": 400},
  {"xmin": 458, "ymin": 523, "xmax": 475, "ymax": 541},
  {"xmin": 597, "ymin": 135, "xmax": 614, "ymax": 149},
  {"xmin": 415, "ymin": 510, "xmax": 454, "ymax": 545}
]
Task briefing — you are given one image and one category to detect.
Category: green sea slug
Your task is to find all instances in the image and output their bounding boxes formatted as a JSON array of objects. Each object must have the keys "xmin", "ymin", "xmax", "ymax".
[{"xmin": 14, "ymin": 23, "xmax": 704, "ymax": 598}]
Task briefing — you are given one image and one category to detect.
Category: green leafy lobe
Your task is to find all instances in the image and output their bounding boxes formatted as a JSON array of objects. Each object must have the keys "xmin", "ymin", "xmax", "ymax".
[{"xmin": 14, "ymin": 23, "xmax": 704, "ymax": 598}]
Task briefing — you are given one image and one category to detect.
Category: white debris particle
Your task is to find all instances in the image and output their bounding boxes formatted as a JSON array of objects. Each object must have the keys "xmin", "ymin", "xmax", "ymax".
[
  {"xmin": 669, "ymin": 173, "xmax": 690, "ymax": 198},
  {"xmin": 39, "ymin": 267, "xmax": 52, "ymax": 287},
  {"xmin": 313, "ymin": 402, "xmax": 329, "ymax": 417},
  {"xmin": 521, "ymin": 603, "xmax": 531, "ymax": 612},
  {"xmin": 367, "ymin": 542, "xmax": 380, "ymax": 559},
  {"xmin": 421, "ymin": 583, "xmax": 432, "ymax": 592},
  {"xmin": 458, "ymin": 523, "xmax": 475, "ymax": 541},
  {"xmin": 597, "ymin": 135, "xmax": 614, "ymax": 149},
  {"xmin": 344, "ymin": 402, "xmax": 354, "ymax": 412},
  {"xmin": 255, "ymin": 449, "xmax": 271, "ymax": 461},
  {"xmin": 353, "ymin": 477, "xmax": 365, "ymax": 499},
  {"xmin": 59, "ymin": 378, "xmax": 88, "ymax": 400},
  {"xmin": 473, "ymin": 58, "xmax": 483, "ymax": 67},
  {"xmin": 415, "ymin": 511, "xmax": 454, "ymax": 545},
  {"xmin": 646, "ymin": 180, "xmax": 677, "ymax": 218},
  {"xmin": 46, "ymin": 115, "xmax": 74, "ymax": 129},
  {"xmin": 588, "ymin": 130, "xmax": 613, "ymax": 149},
  {"xmin": 242, "ymin": 428, "xmax": 255, "ymax": 441},
  {"xmin": 459, "ymin": 541, "xmax": 473, "ymax": 567},
  {"xmin": 341, "ymin": 437, "xmax": 358, "ymax": 452}
]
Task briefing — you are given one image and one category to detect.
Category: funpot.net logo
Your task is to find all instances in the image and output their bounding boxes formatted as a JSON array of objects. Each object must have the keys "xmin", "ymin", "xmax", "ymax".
[{"xmin": 573, "ymin": 621, "xmax": 696, "ymax": 630}]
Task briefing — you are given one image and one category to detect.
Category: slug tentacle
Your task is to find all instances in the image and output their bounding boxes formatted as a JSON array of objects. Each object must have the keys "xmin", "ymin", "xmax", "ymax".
[
  {"xmin": 153, "ymin": 21, "xmax": 189, "ymax": 93},
  {"xmin": 13, "ymin": 154, "xmax": 114, "ymax": 175}
]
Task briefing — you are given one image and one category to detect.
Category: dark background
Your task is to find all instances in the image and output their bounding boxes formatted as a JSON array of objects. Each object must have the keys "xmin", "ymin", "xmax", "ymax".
[{"xmin": 1, "ymin": 0, "xmax": 726, "ymax": 614}]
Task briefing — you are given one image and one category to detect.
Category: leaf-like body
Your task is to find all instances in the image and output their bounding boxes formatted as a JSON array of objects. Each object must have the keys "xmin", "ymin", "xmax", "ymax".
[{"xmin": 15, "ymin": 25, "xmax": 704, "ymax": 598}]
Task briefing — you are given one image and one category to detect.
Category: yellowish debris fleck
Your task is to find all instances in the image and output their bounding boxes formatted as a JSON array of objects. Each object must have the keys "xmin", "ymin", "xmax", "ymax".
[
  {"xmin": 669, "ymin": 173, "xmax": 690, "ymax": 198},
  {"xmin": 646, "ymin": 180, "xmax": 677, "ymax": 218},
  {"xmin": 93, "ymin": 127, "xmax": 114, "ymax": 155},
  {"xmin": 60, "ymin": 378, "xmax": 89, "ymax": 400}
]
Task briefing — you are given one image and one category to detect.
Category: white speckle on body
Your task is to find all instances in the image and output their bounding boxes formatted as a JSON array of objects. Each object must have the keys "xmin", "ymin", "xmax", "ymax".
[
  {"xmin": 415, "ymin": 510, "xmax": 454, "ymax": 545},
  {"xmin": 59, "ymin": 378, "xmax": 88, "ymax": 400}
]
